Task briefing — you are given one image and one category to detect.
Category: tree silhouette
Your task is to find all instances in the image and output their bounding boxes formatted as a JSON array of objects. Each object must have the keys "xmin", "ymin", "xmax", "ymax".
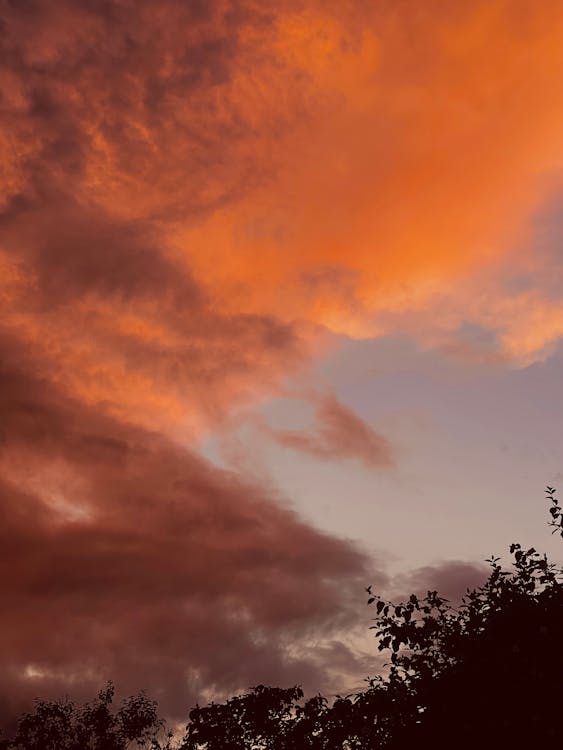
[
  {"xmin": 177, "ymin": 487, "xmax": 563, "ymax": 749},
  {"xmin": 180, "ymin": 685, "xmax": 305, "ymax": 750},
  {"xmin": 0, "ymin": 683, "xmax": 167, "ymax": 750},
  {"xmin": 366, "ymin": 524, "xmax": 563, "ymax": 748},
  {"xmin": 2, "ymin": 489, "xmax": 561, "ymax": 749},
  {"xmin": 547, "ymin": 485, "xmax": 563, "ymax": 537}
]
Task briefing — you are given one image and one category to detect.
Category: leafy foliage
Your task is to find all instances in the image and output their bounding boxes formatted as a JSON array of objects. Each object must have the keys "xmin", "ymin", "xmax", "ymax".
[
  {"xmin": 365, "ymin": 508, "xmax": 563, "ymax": 748},
  {"xmin": 180, "ymin": 686, "xmax": 304, "ymax": 750},
  {"xmin": 547, "ymin": 485, "xmax": 563, "ymax": 537}
]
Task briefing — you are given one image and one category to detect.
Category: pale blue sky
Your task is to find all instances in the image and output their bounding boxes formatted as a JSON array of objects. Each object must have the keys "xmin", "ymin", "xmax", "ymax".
[{"xmin": 201, "ymin": 333, "xmax": 563, "ymax": 574}]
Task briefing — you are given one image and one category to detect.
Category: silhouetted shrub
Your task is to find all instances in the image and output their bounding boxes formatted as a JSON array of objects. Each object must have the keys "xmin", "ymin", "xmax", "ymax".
[{"xmin": 0, "ymin": 683, "xmax": 166, "ymax": 750}]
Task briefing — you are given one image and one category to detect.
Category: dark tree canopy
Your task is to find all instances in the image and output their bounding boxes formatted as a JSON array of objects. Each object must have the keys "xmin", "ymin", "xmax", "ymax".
[
  {"xmin": 0, "ymin": 684, "xmax": 166, "ymax": 750},
  {"xmin": 2, "ymin": 489, "xmax": 562, "ymax": 749}
]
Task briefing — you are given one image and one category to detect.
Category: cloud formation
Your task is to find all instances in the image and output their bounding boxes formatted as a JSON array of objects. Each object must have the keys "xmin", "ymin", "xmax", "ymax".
[
  {"xmin": 0, "ymin": 336, "xmax": 379, "ymax": 724},
  {"xmin": 1, "ymin": 0, "xmax": 563, "ymax": 727},
  {"xmin": 389, "ymin": 561, "xmax": 489, "ymax": 605},
  {"xmin": 172, "ymin": 0, "xmax": 563, "ymax": 351},
  {"xmin": 265, "ymin": 395, "xmax": 393, "ymax": 468}
]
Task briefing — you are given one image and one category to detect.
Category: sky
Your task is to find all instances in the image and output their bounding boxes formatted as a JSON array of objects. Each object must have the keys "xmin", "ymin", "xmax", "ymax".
[{"xmin": 1, "ymin": 0, "xmax": 563, "ymax": 726}]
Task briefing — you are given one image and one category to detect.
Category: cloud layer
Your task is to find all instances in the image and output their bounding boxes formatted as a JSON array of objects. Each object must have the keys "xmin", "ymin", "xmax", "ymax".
[
  {"xmin": 0, "ymin": 335, "xmax": 379, "ymax": 724},
  {"xmin": 1, "ymin": 0, "xmax": 563, "ymax": 727}
]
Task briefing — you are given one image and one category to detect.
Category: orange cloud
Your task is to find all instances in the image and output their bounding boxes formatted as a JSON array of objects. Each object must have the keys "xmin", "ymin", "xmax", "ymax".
[
  {"xmin": 2, "ymin": 0, "xmax": 563, "ymax": 411},
  {"xmin": 172, "ymin": 0, "xmax": 563, "ymax": 338}
]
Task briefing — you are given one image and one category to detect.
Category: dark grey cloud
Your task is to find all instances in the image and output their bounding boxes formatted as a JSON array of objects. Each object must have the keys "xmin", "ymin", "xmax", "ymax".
[
  {"xmin": 389, "ymin": 560, "xmax": 489, "ymax": 605},
  {"xmin": 0, "ymin": 335, "xmax": 375, "ymax": 725}
]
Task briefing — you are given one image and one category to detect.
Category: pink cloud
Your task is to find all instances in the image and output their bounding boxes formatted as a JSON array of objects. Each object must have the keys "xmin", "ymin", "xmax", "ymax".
[{"xmin": 265, "ymin": 395, "xmax": 394, "ymax": 468}]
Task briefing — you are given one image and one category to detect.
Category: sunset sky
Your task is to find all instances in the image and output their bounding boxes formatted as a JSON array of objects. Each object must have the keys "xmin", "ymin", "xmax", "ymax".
[{"xmin": 2, "ymin": 0, "xmax": 563, "ymax": 725}]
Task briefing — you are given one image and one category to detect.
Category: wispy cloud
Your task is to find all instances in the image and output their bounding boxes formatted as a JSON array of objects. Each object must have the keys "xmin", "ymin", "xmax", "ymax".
[{"xmin": 264, "ymin": 395, "xmax": 394, "ymax": 468}]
